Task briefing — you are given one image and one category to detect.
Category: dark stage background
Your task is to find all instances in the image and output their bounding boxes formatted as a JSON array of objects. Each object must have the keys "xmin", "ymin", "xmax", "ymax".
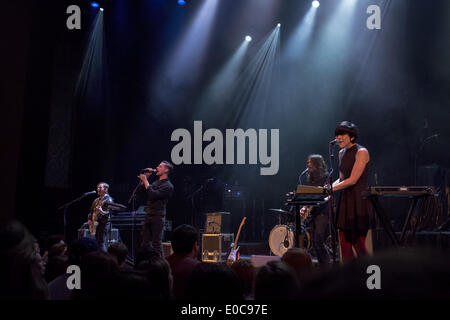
[{"xmin": 3, "ymin": 0, "xmax": 450, "ymax": 245}]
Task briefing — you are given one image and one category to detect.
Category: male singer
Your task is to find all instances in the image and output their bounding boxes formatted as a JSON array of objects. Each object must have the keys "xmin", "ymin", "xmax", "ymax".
[{"xmin": 137, "ymin": 161, "xmax": 174, "ymax": 256}]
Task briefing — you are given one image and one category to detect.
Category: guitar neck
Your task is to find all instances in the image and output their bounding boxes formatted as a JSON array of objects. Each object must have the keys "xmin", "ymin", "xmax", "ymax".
[{"xmin": 233, "ymin": 218, "xmax": 246, "ymax": 250}]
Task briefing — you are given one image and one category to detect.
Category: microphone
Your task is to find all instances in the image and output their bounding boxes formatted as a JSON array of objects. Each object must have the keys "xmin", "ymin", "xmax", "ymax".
[
  {"xmin": 141, "ymin": 168, "xmax": 156, "ymax": 174},
  {"xmin": 83, "ymin": 190, "xmax": 97, "ymax": 196},
  {"xmin": 298, "ymin": 168, "xmax": 309, "ymax": 185},
  {"xmin": 426, "ymin": 134, "xmax": 439, "ymax": 140},
  {"xmin": 329, "ymin": 139, "xmax": 338, "ymax": 145}
]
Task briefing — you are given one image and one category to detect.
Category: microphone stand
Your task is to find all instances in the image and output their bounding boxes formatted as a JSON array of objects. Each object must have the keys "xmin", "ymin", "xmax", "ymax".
[
  {"xmin": 128, "ymin": 181, "xmax": 142, "ymax": 260},
  {"xmin": 294, "ymin": 169, "xmax": 308, "ymax": 249},
  {"xmin": 298, "ymin": 169, "xmax": 308, "ymax": 185},
  {"xmin": 57, "ymin": 193, "xmax": 91, "ymax": 243},
  {"xmin": 186, "ymin": 179, "xmax": 212, "ymax": 228},
  {"xmin": 414, "ymin": 134, "xmax": 438, "ymax": 185},
  {"xmin": 326, "ymin": 143, "xmax": 338, "ymax": 264}
]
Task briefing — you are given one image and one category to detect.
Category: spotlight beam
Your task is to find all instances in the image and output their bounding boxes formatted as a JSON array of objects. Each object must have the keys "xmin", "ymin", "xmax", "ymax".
[
  {"xmin": 194, "ymin": 39, "xmax": 250, "ymax": 120},
  {"xmin": 164, "ymin": 0, "xmax": 219, "ymax": 84},
  {"xmin": 282, "ymin": 5, "xmax": 317, "ymax": 61}
]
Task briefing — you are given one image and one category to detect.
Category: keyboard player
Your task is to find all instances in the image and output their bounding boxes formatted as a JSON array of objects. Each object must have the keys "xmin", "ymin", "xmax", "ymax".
[
  {"xmin": 331, "ymin": 121, "xmax": 376, "ymax": 262},
  {"xmin": 298, "ymin": 154, "xmax": 330, "ymax": 265}
]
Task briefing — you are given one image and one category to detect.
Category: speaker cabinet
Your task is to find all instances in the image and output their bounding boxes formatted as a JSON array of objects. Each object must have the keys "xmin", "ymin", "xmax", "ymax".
[{"xmin": 201, "ymin": 233, "xmax": 234, "ymax": 263}]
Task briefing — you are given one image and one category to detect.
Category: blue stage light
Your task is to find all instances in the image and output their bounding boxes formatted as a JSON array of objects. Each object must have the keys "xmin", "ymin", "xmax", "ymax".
[
  {"xmin": 178, "ymin": 0, "xmax": 186, "ymax": 5},
  {"xmin": 245, "ymin": 35, "xmax": 252, "ymax": 42},
  {"xmin": 91, "ymin": 2, "xmax": 99, "ymax": 8},
  {"xmin": 312, "ymin": 1, "xmax": 320, "ymax": 8}
]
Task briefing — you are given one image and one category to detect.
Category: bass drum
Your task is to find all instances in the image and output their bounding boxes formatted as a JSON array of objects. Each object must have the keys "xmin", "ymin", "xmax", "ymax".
[
  {"xmin": 269, "ymin": 224, "xmax": 295, "ymax": 256},
  {"xmin": 269, "ymin": 225, "xmax": 312, "ymax": 256}
]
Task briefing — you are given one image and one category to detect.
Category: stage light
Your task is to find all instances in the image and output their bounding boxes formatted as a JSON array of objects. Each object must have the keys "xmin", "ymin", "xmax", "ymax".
[
  {"xmin": 245, "ymin": 35, "xmax": 252, "ymax": 42},
  {"xmin": 277, "ymin": 23, "xmax": 281, "ymax": 27},
  {"xmin": 99, "ymin": 8, "xmax": 104, "ymax": 11},
  {"xmin": 91, "ymin": 2, "xmax": 99, "ymax": 8},
  {"xmin": 178, "ymin": 0, "xmax": 186, "ymax": 5},
  {"xmin": 312, "ymin": 1, "xmax": 320, "ymax": 8}
]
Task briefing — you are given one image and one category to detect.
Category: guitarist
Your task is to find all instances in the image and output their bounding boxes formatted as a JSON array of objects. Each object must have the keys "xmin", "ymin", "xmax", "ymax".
[
  {"xmin": 299, "ymin": 155, "xmax": 330, "ymax": 265},
  {"xmin": 87, "ymin": 182, "xmax": 113, "ymax": 251}
]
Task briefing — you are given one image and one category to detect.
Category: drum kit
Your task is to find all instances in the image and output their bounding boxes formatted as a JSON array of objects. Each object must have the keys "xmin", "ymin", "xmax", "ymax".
[{"xmin": 267, "ymin": 208, "xmax": 311, "ymax": 256}]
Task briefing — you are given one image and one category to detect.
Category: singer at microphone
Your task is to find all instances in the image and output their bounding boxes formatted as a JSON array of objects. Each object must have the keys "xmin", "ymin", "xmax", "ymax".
[
  {"xmin": 332, "ymin": 121, "xmax": 373, "ymax": 263},
  {"xmin": 136, "ymin": 161, "xmax": 174, "ymax": 257}
]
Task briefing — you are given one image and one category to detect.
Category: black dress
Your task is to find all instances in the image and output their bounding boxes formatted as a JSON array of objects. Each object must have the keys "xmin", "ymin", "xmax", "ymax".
[{"xmin": 336, "ymin": 144, "xmax": 374, "ymax": 241}]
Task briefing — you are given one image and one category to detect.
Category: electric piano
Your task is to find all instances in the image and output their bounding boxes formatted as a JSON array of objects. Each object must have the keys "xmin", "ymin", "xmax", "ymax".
[
  {"xmin": 286, "ymin": 185, "xmax": 330, "ymax": 206},
  {"xmin": 366, "ymin": 186, "xmax": 436, "ymax": 246},
  {"xmin": 369, "ymin": 186, "xmax": 436, "ymax": 197}
]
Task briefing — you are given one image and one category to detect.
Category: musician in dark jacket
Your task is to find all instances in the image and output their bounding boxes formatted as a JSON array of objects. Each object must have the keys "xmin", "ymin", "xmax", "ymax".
[
  {"xmin": 88, "ymin": 182, "xmax": 113, "ymax": 251},
  {"xmin": 137, "ymin": 161, "xmax": 174, "ymax": 257},
  {"xmin": 299, "ymin": 155, "xmax": 330, "ymax": 265}
]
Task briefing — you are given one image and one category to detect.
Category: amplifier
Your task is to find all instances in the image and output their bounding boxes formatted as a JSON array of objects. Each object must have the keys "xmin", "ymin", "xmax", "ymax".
[
  {"xmin": 77, "ymin": 228, "xmax": 119, "ymax": 243},
  {"xmin": 201, "ymin": 233, "xmax": 234, "ymax": 263},
  {"xmin": 111, "ymin": 212, "xmax": 172, "ymax": 231},
  {"xmin": 205, "ymin": 212, "xmax": 231, "ymax": 233}
]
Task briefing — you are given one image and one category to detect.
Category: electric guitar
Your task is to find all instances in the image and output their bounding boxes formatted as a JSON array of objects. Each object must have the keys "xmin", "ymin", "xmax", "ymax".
[
  {"xmin": 226, "ymin": 217, "xmax": 247, "ymax": 266},
  {"xmin": 299, "ymin": 195, "xmax": 330, "ymax": 220},
  {"xmin": 88, "ymin": 197, "xmax": 107, "ymax": 236}
]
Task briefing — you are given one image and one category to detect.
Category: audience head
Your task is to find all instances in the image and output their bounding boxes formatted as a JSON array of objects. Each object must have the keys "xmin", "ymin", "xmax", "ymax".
[
  {"xmin": 134, "ymin": 246, "xmax": 161, "ymax": 268},
  {"xmin": 106, "ymin": 270, "xmax": 153, "ymax": 300},
  {"xmin": 171, "ymin": 224, "xmax": 198, "ymax": 256},
  {"xmin": 185, "ymin": 263, "xmax": 243, "ymax": 300},
  {"xmin": 254, "ymin": 260, "xmax": 300, "ymax": 300},
  {"xmin": 0, "ymin": 219, "xmax": 49, "ymax": 299},
  {"xmin": 47, "ymin": 241, "xmax": 67, "ymax": 258},
  {"xmin": 230, "ymin": 259, "xmax": 256, "ymax": 299},
  {"xmin": 75, "ymin": 251, "xmax": 118, "ymax": 299},
  {"xmin": 107, "ymin": 242, "xmax": 128, "ymax": 267},
  {"xmin": 44, "ymin": 234, "xmax": 65, "ymax": 252},
  {"xmin": 281, "ymin": 248, "xmax": 313, "ymax": 280},
  {"xmin": 45, "ymin": 255, "xmax": 69, "ymax": 283},
  {"xmin": 136, "ymin": 255, "xmax": 173, "ymax": 299}
]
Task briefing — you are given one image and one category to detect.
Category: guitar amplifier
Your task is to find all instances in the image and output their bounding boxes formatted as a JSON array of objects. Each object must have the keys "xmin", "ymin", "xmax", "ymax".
[
  {"xmin": 201, "ymin": 233, "xmax": 234, "ymax": 263},
  {"xmin": 77, "ymin": 227, "xmax": 119, "ymax": 243}
]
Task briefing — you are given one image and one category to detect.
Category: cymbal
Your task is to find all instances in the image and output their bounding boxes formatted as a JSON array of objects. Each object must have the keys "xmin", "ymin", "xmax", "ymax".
[{"xmin": 268, "ymin": 208, "xmax": 290, "ymax": 215}]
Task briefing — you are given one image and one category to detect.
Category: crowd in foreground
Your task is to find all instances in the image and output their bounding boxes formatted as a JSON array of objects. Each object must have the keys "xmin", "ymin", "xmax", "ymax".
[{"xmin": 1, "ymin": 218, "xmax": 449, "ymax": 300}]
